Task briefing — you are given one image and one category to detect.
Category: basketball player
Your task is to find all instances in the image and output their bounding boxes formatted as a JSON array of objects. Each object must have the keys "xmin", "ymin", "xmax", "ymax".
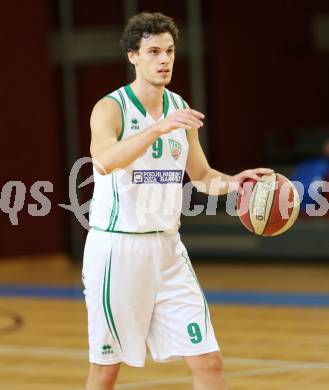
[{"xmin": 83, "ymin": 12, "xmax": 272, "ymax": 390}]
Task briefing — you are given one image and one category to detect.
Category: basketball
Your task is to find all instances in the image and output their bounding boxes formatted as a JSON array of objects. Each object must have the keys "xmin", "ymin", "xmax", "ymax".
[{"xmin": 237, "ymin": 173, "xmax": 300, "ymax": 236}]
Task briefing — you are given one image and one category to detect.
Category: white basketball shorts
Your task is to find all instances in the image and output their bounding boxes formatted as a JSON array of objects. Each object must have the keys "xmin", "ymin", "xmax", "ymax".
[{"xmin": 82, "ymin": 228, "xmax": 219, "ymax": 367}]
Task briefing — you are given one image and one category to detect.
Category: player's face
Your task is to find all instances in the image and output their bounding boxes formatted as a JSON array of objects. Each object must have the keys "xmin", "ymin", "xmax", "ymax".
[{"xmin": 129, "ymin": 32, "xmax": 175, "ymax": 86}]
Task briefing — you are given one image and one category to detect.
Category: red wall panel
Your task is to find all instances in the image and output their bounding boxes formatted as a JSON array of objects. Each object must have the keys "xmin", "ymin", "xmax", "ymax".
[
  {"xmin": 73, "ymin": 0, "xmax": 124, "ymax": 27},
  {"xmin": 203, "ymin": 0, "xmax": 329, "ymax": 171},
  {"xmin": 0, "ymin": 1, "xmax": 67, "ymax": 256},
  {"xmin": 138, "ymin": 0, "xmax": 187, "ymax": 23}
]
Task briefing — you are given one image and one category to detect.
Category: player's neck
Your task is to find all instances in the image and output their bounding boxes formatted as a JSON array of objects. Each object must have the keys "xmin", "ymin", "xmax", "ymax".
[{"xmin": 130, "ymin": 80, "xmax": 165, "ymax": 119}]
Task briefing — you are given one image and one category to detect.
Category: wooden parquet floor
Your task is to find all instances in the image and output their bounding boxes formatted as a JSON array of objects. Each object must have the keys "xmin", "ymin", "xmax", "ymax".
[{"xmin": 0, "ymin": 255, "xmax": 329, "ymax": 389}]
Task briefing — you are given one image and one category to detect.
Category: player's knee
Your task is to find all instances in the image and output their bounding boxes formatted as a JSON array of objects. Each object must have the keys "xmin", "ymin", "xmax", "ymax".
[
  {"xmin": 202, "ymin": 353, "xmax": 224, "ymax": 377},
  {"xmin": 98, "ymin": 365, "xmax": 120, "ymax": 388},
  {"xmin": 188, "ymin": 352, "xmax": 225, "ymax": 378}
]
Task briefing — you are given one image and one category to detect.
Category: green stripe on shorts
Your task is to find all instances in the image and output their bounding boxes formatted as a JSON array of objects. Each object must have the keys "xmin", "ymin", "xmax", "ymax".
[
  {"xmin": 102, "ymin": 261, "xmax": 115, "ymax": 341},
  {"xmin": 182, "ymin": 252, "xmax": 209, "ymax": 337},
  {"xmin": 103, "ymin": 251, "xmax": 123, "ymax": 350}
]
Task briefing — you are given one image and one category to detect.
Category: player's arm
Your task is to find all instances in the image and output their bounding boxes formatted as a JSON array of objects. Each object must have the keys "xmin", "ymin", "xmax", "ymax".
[
  {"xmin": 90, "ymin": 98, "xmax": 204, "ymax": 174},
  {"xmin": 90, "ymin": 98, "xmax": 159, "ymax": 174},
  {"xmin": 186, "ymin": 128, "xmax": 273, "ymax": 195}
]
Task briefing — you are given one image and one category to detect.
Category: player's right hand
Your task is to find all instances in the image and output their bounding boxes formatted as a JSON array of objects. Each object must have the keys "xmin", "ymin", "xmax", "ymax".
[{"xmin": 156, "ymin": 108, "xmax": 205, "ymax": 134}]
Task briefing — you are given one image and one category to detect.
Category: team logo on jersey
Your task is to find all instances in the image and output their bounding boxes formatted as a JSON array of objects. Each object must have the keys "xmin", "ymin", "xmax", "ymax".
[
  {"xmin": 102, "ymin": 344, "xmax": 114, "ymax": 355},
  {"xmin": 131, "ymin": 118, "xmax": 140, "ymax": 130},
  {"xmin": 169, "ymin": 139, "xmax": 181, "ymax": 160}
]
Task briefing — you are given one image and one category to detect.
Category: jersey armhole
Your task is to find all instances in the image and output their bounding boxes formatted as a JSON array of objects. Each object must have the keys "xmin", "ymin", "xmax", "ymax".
[
  {"xmin": 169, "ymin": 91, "xmax": 189, "ymax": 140},
  {"xmin": 179, "ymin": 95, "xmax": 187, "ymax": 109},
  {"xmin": 105, "ymin": 95, "xmax": 125, "ymax": 141},
  {"xmin": 178, "ymin": 95, "xmax": 189, "ymax": 139}
]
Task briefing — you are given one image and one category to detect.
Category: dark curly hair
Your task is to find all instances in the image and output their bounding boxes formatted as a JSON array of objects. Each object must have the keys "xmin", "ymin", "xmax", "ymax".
[{"xmin": 120, "ymin": 12, "xmax": 179, "ymax": 53}]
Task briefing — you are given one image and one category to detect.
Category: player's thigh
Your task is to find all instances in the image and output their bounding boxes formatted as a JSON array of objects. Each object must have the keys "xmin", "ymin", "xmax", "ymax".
[
  {"xmin": 83, "ymin": 230, "xmax": 158, "ymax": 365},
  {"xmin": 147, "ymin": 244, "xmax": 219, "ymax": 360}
]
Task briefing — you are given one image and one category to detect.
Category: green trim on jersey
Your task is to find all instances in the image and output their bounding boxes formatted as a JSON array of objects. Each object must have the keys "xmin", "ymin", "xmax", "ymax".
[
  {"xmin": 182, "ymin": 252, "xmax": 209, "ymax": 338},
  {"xmin": 111, "ymin": 174, "xmax": 120, "ymax": 230},
  {"xmin": 169, "ymin": 91, "xmax": 179, "ymax": 110},
  {"xmin": 124, "ymin": 84, "xmax": 169, "ymax": 118},
  {"xmin": 92, "ymin": 227, "xmax": 164, "ymax": 234},
  {"xmin": 163, "ymin": 89, "xmax": 169, "ymax": 117},
  {"xmin": 170, "ymin": 93, "xmax": 188, "ymax": 138},
  {"xmin": 106, "ymin": 173, "xmax": 119, "ymax": 231},
  {"xmin": 179, "ymin": 96, "xmax": 188, "ymax": 138},
  {"xmin": 117, "ymin": 89, "xmax": 127, "ymax": 115},
  {"xmin": 179, "ymin": 95, "xmax": 187, "ymax": 108},
  {"xmin": 103, "ymin": 252, "xmax": 123, "ymax": 350},
  {"xmin": 117, "ymin": 90, "xmax": 127, "ymax": 141},
  {"xmin": 124, "ymin": 84, "xmax": 146, "ymax": 116},
  {"xmin": 105, "ymin": 95, "xmax": 125, "ymax": 141}
]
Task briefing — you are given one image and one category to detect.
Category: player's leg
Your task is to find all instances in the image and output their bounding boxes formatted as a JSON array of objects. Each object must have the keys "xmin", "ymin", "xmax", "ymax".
[
  {"xmin": 86, "ymin": 363, "xmax": 121, "ymax": 390},
  {"xmin": 147, "ymin": 234, "xmax": 224, "ymax": 387},
  {"xmin": 184, "ymin": 351, "xmax": 227, "ymax": 390},
  {"xmin": 83, "ymin": 230, "xmax": 157, "ymax": 387}
]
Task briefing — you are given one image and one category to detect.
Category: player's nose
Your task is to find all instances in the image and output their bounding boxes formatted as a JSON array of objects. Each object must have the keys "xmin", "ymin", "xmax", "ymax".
[{"xmin": 159, "ymin": 51, "xmax": 170, "ymax": 64}]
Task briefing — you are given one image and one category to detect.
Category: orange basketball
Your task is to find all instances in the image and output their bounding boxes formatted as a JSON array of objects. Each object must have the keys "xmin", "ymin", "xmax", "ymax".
[{"xmin": 237, "ymin": 173, "xmax": 300, "ymax": 236}]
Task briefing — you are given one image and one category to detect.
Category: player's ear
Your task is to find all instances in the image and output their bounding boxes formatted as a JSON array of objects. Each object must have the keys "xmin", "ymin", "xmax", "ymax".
[{"xmin": 127, "ymin": 49, "xmax": 138, "ymax": 66}]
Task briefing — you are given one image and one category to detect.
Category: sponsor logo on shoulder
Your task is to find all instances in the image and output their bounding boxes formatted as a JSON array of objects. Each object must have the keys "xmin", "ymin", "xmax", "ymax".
[
  {"xmin": 132, "ymin": 170, "xmax": 183, "ymax": 184},
  {"xmin": 169, "ymin": 139, "xmax": 182, "ymax": 160},
  {"xmin": 130, "ymin": 118, "xmax": 140, "ymax": 130}
]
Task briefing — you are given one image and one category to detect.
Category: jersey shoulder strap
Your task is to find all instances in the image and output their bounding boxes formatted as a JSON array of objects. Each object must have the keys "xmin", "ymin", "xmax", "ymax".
[
  {"xmin": 166, "ymin": 89, "xmax": 187, "ymax": 110},
  {"xmin": 104, "ymin": 87, "xmax": 127, "ymax": 141}
]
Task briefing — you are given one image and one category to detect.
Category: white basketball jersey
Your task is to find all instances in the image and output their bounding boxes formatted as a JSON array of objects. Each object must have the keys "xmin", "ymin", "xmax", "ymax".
[{"xmin": 89, "ymin": 84, "xmax": 189, "ymax": 233}]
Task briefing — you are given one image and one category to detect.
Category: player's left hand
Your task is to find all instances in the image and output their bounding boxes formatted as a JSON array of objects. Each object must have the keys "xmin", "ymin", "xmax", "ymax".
[{"xmin": 229, "ymin": 168, "xmax": 274, "ymax": 193}]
